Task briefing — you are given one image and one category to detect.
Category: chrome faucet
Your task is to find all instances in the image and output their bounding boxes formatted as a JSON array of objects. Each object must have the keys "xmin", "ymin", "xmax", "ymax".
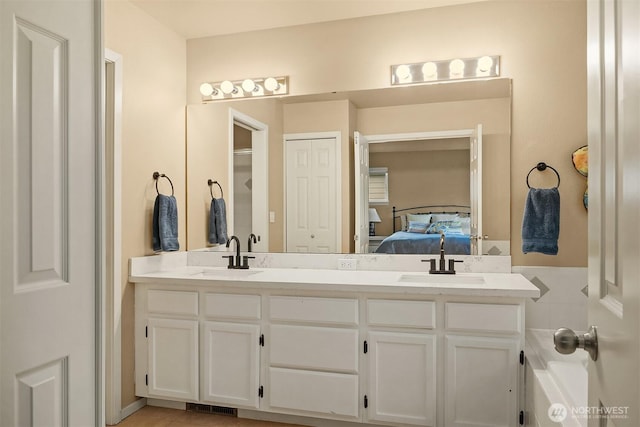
[{"xmin": 422, "ymin": 233, "xmax": 463, "ymax": 274}]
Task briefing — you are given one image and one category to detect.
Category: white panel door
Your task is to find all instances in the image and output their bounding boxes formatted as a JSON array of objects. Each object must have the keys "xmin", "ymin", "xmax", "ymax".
[
  {"xmin": 0, "ymin": 0, "xmax": 100, "ymax": 425},
  {"xmin": 285, "ymin": 138, "xmax": 338, "ymax": 252},
  {"xmin": 470, "ymin": 124, "xmax": 483, "ymax": 255},
  {"xmin": 147, "ymin": 318, "xmax": 199, "ymax": 401},
  {"xmin": 586, "ymin": 1, "xmax": 640, "ymax": 425},
  {"xmin": 203, "ymin": 322, "xmax": 260, "ymax": 409},
  {"xmin": 367, "ymin": 332, "xmax": 436, "ymax": 426},
  {"xmin": 445, "ymin": 335, "xmax": 519, "ymax": 427},
  {"xmin": 354, "ymin": 131, "xmax": 370, "ymax": 253}
]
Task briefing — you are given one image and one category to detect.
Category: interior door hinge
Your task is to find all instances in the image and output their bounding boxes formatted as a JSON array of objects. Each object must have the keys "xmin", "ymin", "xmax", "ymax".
[
  {"xmin": 258, "ymin": 386, "xmax": 264, "ymax": 398},
  {"xmin": 519, "ymin": 410, "xmax": 524, "ymax": 425},
  {"xmin": 519, "ymin": 350, "xmax": 524, "ymax": 365},
  {"xmin": 259, "ymin": 334, "xmax": 264, "ymax": 346},
  {"xmin": 364, "ymin": 395, "xmax": 368, "ymax": 409},
  {"xmin": 364, "ymin": 340, "xmax": 368, "ymax": 354}
]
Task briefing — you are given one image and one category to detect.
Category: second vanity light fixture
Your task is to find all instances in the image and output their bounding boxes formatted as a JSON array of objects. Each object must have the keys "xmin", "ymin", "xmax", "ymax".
[
  {"xmin": 391, "ymin": 55, "xmax": 500, "ymax": 85},
  {"xmin": 199, "ymin": 76, "xmax": 288, "ymax": 102}
]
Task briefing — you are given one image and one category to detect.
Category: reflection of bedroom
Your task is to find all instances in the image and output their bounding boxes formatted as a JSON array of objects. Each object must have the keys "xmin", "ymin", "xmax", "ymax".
[{"xmin": 369, "ymin": 137, "xmax": 470, "ymax": 237}]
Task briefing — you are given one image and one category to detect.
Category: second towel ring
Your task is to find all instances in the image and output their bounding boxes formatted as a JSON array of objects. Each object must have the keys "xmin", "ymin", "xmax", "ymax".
[
  {"xmin": 526, "ymin": 162, "xmax": 560, "ymax": 188},
  {"xmin": 208, "ymin": 179, "xmax": 224, "ymax": 199},
  {"xmin": 153, "ymin": 171, "xmax": 174, "ymax": 196}
]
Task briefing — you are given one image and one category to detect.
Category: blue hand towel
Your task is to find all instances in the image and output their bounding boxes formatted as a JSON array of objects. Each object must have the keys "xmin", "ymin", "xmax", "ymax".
[
  {"xmin": 522, "ymin": 187, "xmax": 560, "ymax": 255},
  {"xmin": 152, "ymin": 194, "xmax": 179, "ymax": 252},
  {"xmin": 208, "ymin": 198, "xmax": 228, "ymax": 245}
]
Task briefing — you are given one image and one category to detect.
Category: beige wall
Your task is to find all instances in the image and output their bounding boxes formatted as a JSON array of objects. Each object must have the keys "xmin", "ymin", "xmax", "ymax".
[
  {"xmin": 371, "ymin": 148, "xmax": 470, "ymax": 236},
  {"xmin": 105, "ymin": 0, "xmax": 186, "ymax": 408},
  {"xmin": 187, "ymin": 0, "xmax": 587, "ymax": 267}
]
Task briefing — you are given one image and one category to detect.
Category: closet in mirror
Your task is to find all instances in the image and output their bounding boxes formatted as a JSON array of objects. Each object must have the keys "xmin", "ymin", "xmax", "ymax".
[{"xmin": 186, "ymin": 78, "xmax": 511, "ymax": 255}]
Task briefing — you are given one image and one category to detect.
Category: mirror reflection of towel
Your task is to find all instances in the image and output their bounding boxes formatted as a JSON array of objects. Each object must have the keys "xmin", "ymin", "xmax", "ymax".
[
  {"xmin": 522, "ymin": 188, "xmax": 560, "ymax": 255},
  {"xmin": 152, "ymin": 194, "xmax": 179, "ymax": 252},
  {"xmin": 208, "ymin": 198, "xmax": 228, "ymax": 245}
]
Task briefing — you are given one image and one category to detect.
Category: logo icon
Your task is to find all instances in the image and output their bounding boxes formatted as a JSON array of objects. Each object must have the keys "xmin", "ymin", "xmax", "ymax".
[{"xmin": 548, "ymin": 403, "xmax": 568, "ymax": 422}]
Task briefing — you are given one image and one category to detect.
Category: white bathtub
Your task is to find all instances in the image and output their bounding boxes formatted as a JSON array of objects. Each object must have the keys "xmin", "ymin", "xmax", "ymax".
[{"xmin": 525, "ymin": 329, "xmax": 588, "ymax": 427}]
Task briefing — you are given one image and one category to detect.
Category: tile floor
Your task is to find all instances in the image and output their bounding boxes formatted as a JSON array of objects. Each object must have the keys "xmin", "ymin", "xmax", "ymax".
[{"xmin": 115, "ymin": 405, "xmax": 303, "ymax": 427}]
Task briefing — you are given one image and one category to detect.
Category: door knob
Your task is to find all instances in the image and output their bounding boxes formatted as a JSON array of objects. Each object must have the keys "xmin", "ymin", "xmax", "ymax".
[{"xmin": 553, "ymin": 325, "xmax": 598, "ymax": 361}]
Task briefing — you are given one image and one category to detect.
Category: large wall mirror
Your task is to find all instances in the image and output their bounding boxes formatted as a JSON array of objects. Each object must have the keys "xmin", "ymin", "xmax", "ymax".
[{"xmin": 186, "ymin": 78, "xmax": 511, "ymax": 255}]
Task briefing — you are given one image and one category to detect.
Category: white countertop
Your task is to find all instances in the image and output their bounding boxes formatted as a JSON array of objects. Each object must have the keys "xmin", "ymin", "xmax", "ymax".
[{"xmin": 130, "ymin": 265, "xmax": 540, "ymax": 298}]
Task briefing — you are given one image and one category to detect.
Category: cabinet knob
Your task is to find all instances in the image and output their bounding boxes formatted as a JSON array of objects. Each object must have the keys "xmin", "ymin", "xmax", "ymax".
[{"xmin": 311, "ymin": 234, "xmax": 315, "ymax": 239}]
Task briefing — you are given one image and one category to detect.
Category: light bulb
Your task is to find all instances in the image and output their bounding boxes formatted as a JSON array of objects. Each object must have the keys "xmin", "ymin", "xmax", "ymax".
[
  {"xmin": 264, "ymin": 77, "xmax": 280, "ymax": 92},
  {"xmin": 242, "ymin": 79, "xmax": 257, "ymax": 93},
  {"xmin": 421, "ymin": 62, "xmax": 437, "ymax": 79},
  {"xmin": 395, "ymin": 64, "xmax": 411, "ymax": 82},
  {"xmin": 477, "ymin": 56, "xmax": 493, "ymax": 72},
  {"xmin": 199, "ymin": 83, "xmax": 215, "ymax": 96},
  {"xmin": 449, "ymin": 59, "xmax": 465, "ymax": 77},
  {"xmin": 220, "ymin": 80, "xmax": 237, "ymax": 94}
]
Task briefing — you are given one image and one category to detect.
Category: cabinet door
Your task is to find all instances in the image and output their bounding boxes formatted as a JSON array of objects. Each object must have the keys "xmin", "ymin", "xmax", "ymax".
[
  {"xmin": 445, "ymin": 335, "xmax": 519, "ymax": 427},
  {"xmin": 367, "ymin": 332, "xmax": 436, "ymax": 426},
  {"xmin": 147, "ymin": 318, "xmax": 199, "ymax": 401},
  {"xmin": 203, "ymin": 322, "xmax": 261, "ymax": 408}
]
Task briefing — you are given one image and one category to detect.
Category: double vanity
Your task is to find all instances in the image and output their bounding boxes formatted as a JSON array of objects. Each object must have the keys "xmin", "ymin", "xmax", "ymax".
[{"xmin": 130, "ymin": 252, "xmax": 538, "ymax": 427}]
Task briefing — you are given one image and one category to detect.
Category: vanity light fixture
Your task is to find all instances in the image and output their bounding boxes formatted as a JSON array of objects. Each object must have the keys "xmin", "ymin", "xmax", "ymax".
[
  {"xmin": 200, "ymin": 76, "xmax": 289, "ymax": 102},
  {"xmin": 391, "ymin": 55, "xmax": 500, "ymax": 86}
]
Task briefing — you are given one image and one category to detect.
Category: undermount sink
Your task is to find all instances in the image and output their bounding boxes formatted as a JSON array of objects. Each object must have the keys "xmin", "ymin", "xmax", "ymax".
[
  {"xmin": 398, "ymin": 274, "xmax": 485, "ymax": 285},
  {"xmin": 192, "ymin": 269, "xmax": 263, "ymax": 278}
]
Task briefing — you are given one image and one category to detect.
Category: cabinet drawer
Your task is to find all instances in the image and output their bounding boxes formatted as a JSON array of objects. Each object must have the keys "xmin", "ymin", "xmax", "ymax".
[
  {"xmin": 204, "ymin": 293, "xmax": 261, "ymax": 320},
  {"xmin": 270, "ymin": 325, "xmax": 358, "ymax": 373},
  {"xmin": 445, "ymin": 303, "xmax": 521, "ymax": 333},
  {"xmin": 368, "ymin": 299, "xmax": 435, "ymax": 328},
  {"xmin": 269, "ymin": 367, "xmax": 359, "ymax": 419},
  {"xmin": 269, "ymin": 296, "xmax": 358, "ymax": 326},
  {"xmin": 147, "ymin": 290, "xmax": 198, "ymax": 316}
]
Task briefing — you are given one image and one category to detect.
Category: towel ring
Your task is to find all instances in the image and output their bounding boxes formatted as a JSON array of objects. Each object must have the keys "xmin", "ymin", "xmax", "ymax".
[
  {"xmin": 526, "ymin": 162, "xmax": 560, "ymax": 189},
  {"xmin": 208, "ymin": 179, "xmax": 224, "ymax": 199},
  {"xmin": 153, "ymin": 171, "xmax": 174, "ymax": 196}
]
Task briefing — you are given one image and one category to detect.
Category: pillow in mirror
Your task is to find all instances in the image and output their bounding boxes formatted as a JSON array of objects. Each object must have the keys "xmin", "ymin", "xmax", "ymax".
[
  {"xmin": 407, "ymin": 221, "xmax": 429, "ymax": 233},
  {"xmin": 406, "ymin": 213, "xmax": 432, "ymax": 224},
  {"xmin": 430, "ymin": 213, "xmax": 458, "ymax": 223}
]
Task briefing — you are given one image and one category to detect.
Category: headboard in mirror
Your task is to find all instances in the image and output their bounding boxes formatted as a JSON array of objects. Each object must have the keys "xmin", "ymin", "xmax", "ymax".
[{"xmin": 186, "ymin": 78, "xmax": 511, "ymax": 255}]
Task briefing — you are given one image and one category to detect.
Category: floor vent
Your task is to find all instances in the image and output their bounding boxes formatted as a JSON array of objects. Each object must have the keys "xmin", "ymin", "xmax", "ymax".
[{"xmin": 185, "ymin": 403, "xmax": 238, "ymax": 417}]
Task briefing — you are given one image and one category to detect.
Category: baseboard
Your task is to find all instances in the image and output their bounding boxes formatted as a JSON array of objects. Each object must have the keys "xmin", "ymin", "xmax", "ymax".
[
  {"xmin": 147, "ymin": 398, "xmax": 187, "ymax": 410},
  {"xmin": 119, "ymin": 398, "xmax": 147, "ymax": 422},
  {"xmin": 238, "ymin": 409, "xmax": 380, "ymax": 427}
]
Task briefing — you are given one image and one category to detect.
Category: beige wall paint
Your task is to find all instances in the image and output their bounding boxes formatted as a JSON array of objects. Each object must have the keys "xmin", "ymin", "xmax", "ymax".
[
  {"xmin": 187, "ymin": 0, "xmax": 587, "ymax": 267},
  {"xmin": 105, "ymin": 0, "xmax": 186, "ymax": 408}
]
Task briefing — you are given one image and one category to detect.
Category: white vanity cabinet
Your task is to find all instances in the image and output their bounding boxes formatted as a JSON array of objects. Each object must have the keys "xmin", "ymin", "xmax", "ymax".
[
  {"xmin": 138, "ymin": 290, "xmax": 199, "ymax": 402},
  {"xmin": 266, "ymin": 296, "xmax": 360, "ymax": 421},
  {"xmin": 365, "ymin": 299, "xmax": 437, "ymax": 427},
  {"xmin": 201, "ymin": 293, "xmax": 262, "ymax": 409},
  {"xmin": 444, "ymin": 303, "xmax": 522, "ymax": 427},
  {"xmin": 132, "ymin": 271, "xmax": 532, "ymax": 427}
]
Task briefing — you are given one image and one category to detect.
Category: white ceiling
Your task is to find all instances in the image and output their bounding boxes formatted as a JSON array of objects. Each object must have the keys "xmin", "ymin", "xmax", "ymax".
[{"xmin": 129, "ymin": 0, "xmax": 490, "ymax": 40}]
